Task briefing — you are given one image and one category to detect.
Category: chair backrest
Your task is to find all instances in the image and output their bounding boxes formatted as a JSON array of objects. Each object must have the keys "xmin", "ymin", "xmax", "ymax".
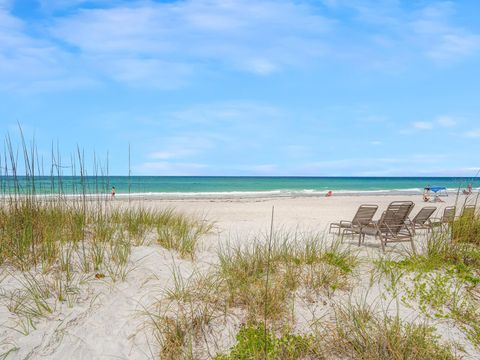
[
  {"xmin": 442, "ymin": 206, "xmax": 456, "ymax": 223},
  {"xmin": 379, "ymin": 201, "xmax": 414, "ymax": 235},
  {"xmin": 461, "ymin": 205, "xmax": 476, "ymax": 218},
  {"xmin": 412, "ymin": 206, "xmax": 437, "ymax": 225},
  {"xmin": 351, "ymin": 204, "xmax": 378, "ymax": 226}
]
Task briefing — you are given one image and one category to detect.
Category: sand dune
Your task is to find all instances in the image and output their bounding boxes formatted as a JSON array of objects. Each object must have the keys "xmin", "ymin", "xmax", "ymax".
[{"xmin": 1, "ymin": 194, "xmax": 478, "ymax": 359}]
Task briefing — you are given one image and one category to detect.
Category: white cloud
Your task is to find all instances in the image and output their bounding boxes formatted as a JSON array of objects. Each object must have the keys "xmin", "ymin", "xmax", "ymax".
[
  {"xmin": 2, "ymin": 0, "xmax": 480, "ymax": 90},
  {"xmin": 426, "ymin": 33, "xmax": 480, "ymax": 62},
  {"xmin": 411, "ymin": 116, "xmax": 457, "ymax": 131},
  {"xmin": 410, "ymin": 2, "xmax": 480, "ymax": 63},
  {"xmin": 135, "ymin": 161, "xmax": 208, "ymax": 175},
  {"xmin": 465, "ymin": 129, "xmax": 480, "ymax": 138},
  {"xmin": 146, "ymin": 134, "xmax": 215, "ymax": 162},
  {"xmin": 231, "ymin": 164, "xmax": 279, "ymax": 174},
  {"xmin": 49, "ymin": 0, "xmax": 331, "ymax": 84},
  {"xmin": 320, "ymin": 1, "xmax": 480, "ymax": 66},
  {"xmin": 169, "ymin": 101, "xmax": 282, "ymax": 125},
  {"xmin": 37, "ymin": 0, "xmax": 118, "ymax": 12},
  {"xmin": 148, "ymin": 149, "xmax": 196, "ymax": 160},
  {"xmin": 0, "ymin": 0, "xmax": 12, "ymax": 9},
  {"xmin": 413, "ymin": 121, "xmax": 433, "ymax": 130},
  {"xmin": 298, "ymin": 153, "xmax": 452, "ymax": 176},
  {"xmin": 96, "ymin": 58, "xmax": 192, "ymax": 89},
  {"xmin": 0, "ymin": 6, "xmax": 94, "ymax": 91},
  {"xmin": 436, "ymin": 115, "xmax": 457, "ymax": 127}
]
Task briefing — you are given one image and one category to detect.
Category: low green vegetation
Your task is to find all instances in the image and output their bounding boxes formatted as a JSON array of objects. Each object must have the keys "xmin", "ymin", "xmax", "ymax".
[
  {"xmin": 328, "ymin": 301, "xmax": 458, "ymax": 360},
  {"xmin": 215, "ymin": 323, "xmax": 319, "ymax": 360},
  {"xmin": 400, "ymin": 272, "xmax": 480, "ymax": 346},
  {"xmin": 156, "ymin": 210, "xmax": 213, "ymax": 259},
  {"xmin": 0, "ymin": 205, "xmax": 212, "ymax": 335},
  {"xmin": 215, "ymin": 234, "xmax": 358, "ymax": 321},
  {"xmin": 0, "ymin": 132, "xmax": 215, "ymax": 340},
  {"xmin": 452, "ymin": 210, "xmax": 480, "ymax": 245},
  {"xmin": 374, "ymin": 213, "xmax": 480, "ymax": 348},
  {"xmin": 0, "ymin": 199, "xmax": 212, "ymax": 270},
  {"xmin": 215, "ymin": 301, "xmax": 457, "ymax": 360},
  {"xmin": 150, "ymin": 233, "xmax": 359, "ymax": 358}
]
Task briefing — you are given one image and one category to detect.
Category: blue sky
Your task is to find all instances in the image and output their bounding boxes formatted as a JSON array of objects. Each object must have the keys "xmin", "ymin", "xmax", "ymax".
[{"xmin": 1, "ymin": 0, "xmax": 479, "ymax": 176}]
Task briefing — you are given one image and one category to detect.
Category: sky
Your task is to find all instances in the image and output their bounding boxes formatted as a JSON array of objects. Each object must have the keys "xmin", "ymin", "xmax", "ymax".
[{"xmin": 1, "ymin": 0, "xmax": 480, "ymax": 176}]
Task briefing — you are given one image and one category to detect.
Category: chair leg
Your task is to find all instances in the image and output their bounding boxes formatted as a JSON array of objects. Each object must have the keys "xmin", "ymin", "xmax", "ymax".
[
  {"xmin": 410, "ymin": 238, "xmax": 416, "ymax": 254},
  {"xmin": 379, "ymin": 236, "xmax": 385, "ymax": 252}
]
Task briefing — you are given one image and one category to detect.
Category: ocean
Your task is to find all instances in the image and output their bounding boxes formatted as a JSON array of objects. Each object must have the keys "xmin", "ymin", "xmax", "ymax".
[{"xmin": 1, "ymin": 176, "xmax": 478, "ymax": 197}]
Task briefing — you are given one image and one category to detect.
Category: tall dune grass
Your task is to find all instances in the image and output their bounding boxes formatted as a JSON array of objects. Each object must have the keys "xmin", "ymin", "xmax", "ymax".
[
  {"xmin": 452, "ymin": 211, "xmax": 480, "ymax": 246},
  {"xmin": 0, "ymin": 132, "xmax": 212, "ymax": 269},
  {"xmin": 325, "ymin": 299, "xmax": 458, "ymax": 359},
  {"xmin": 0, "ymin": 132, "xmax": 213, "ymax": 335}
]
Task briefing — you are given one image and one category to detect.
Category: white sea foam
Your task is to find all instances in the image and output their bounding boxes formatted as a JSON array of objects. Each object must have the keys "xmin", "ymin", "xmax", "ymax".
[{"xmin": 0, "ymin": 187, "xmax": 468, "ymax": 200}]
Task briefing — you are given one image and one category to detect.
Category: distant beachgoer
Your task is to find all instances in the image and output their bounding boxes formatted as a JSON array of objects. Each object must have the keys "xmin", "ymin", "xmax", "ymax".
[
  {"xmin": 325, "ymin": 190, "xmax": 333, "ymax": 197},
  {"xmin": 423, "ymin": 187, "xmax": 431, "ymax": 202},
  {"xmin": 111, "ymin": 186, "xmax": 116, "ymax": 200},
  {"xmin": 463, "ymin": 183, "xmax": 472, "ymax": 195}
]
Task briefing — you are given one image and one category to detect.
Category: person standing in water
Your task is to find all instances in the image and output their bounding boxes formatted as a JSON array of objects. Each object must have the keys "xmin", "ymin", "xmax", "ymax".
[{"xmin": 111, "ymin": 186, "xmax": 116, "ymax": 200}]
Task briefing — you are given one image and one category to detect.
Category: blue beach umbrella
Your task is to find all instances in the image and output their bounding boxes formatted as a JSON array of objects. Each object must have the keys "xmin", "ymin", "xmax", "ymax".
[{"xmin": 429, "ymin": 186, "xmax": 447, "ymax": 193}]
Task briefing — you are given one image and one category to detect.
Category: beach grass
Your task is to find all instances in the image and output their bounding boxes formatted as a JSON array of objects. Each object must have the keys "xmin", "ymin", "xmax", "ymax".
[
  {"xmin": 215, "ymin": 233, "xmax": 358, "ymax": 322},
  {"xmin": 213, "ymin": 298, "xmax": 458, "ymax": 360},
  {"xmin": 0, "ymin": 134, "xmax": 214, "ymax": 337},
  {"xmin": 147, "ymin": 232, "xmax": 359, "ymax": 358},
  {"xmin": 325, "ymin": 299, "xmax": 458, "ymax": 360},
  {"xmin": 452, "ymin": 209, "xmax": 480, "ymax": 245}
]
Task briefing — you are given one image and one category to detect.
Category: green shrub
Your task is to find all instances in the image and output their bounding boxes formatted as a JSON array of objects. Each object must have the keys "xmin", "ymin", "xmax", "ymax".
[{"xmin": 215, "ymin": 323, "xmax": 318, "ymax": 360}]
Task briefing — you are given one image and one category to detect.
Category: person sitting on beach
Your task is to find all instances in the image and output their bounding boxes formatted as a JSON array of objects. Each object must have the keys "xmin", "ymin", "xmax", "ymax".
[
  {"xmin": 325, "ymin": 190, "xmax": 333, "ymax": 197},
  {"xmin": 423, "ymin": 187, "xmax": 431, "ymax": 202},
  {"xmin": 463, "ymin": 183, "xmax": 473, "ymax": 195}
]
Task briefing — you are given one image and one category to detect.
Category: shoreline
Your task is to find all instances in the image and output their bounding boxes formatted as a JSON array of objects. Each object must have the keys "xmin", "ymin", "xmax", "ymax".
[{"xmin": 1, "ymin": 188, "xmax": 472, "ymax": 201}]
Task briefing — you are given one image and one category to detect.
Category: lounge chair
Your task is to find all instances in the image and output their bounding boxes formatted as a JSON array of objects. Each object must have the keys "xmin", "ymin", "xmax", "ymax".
[
  {"xmin": 460, "ymin": 205, "xmax": 476, "ymax": 219},
  {"xmin": 329, "ymin": 204, "xmax": 378, "ymax": 240},
  {"xmin": 430, "ymin": 206, "xmax": 456, "ymax": 230},
  {"xmin": 358, "ymin": 201, "xmax": 415, "ymax": 252},
  {"xmin": 406, "ymin": 206, "xmax": 437, "ymax": 233}
]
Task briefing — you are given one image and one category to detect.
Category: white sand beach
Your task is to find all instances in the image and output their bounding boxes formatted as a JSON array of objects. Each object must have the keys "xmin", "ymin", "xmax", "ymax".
[
  {"xmin": 1, "ymin": 193, "xmax": 479, "ymax": 359},
  {"xmin": 129, "ymin": 194, "xmax": 462, "ymax": 235}
]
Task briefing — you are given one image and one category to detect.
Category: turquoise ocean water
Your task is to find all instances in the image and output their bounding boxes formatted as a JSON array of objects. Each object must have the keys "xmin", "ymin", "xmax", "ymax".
[{"xmin": 2, "ymin": 176, "xmax": 478, "ymax": 196}]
